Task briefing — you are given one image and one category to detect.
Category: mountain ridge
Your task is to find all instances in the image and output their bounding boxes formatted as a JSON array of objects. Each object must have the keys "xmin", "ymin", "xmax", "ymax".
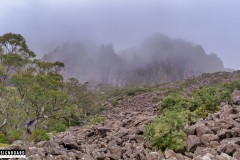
[{"xmin": 43, "ymin": 34, "xmax": 230, "ymax": 87}]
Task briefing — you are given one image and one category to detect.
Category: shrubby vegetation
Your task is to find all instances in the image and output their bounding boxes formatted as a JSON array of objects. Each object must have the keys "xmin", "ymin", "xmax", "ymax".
[
  {"xmin": 29, "ymin": 130, "xmax": 50, "ymax": 143},
  {"xmin": 0, "ymin": 33, "xmax": 102, "ymax": 143},
  {"xmin": 144, "ymin": 80, "xmax": 240, "ymax": 151},
  {"xmin": 100, "ymin": 83, "xmax": 160, "ymax": 108},
  {"xmin": 89, "ymin": 115, "xmax": 106, "ymax": 125}
]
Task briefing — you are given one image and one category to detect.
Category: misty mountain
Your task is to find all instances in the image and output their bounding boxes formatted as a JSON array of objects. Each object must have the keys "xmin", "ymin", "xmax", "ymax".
[{"xmin": 43, "ymin": 34, "xmax": 227, "ymax": 86}]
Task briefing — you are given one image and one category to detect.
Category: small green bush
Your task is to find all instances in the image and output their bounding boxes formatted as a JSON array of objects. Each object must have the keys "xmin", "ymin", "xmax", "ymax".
[
  {"xmin": 48, "ymin": 119, "xmax": 68, "ymax": 133},
  {"xmin": 161, "ymin": 94, "xmax": 193, "ymax": 111},
  {"xmin": 144, "ymin": 110, "xmax": 189, "ymax": 151},
  {"xmin": 0, "ymin": 132, "xmax": 8, "ymax": 144},
  {"xmin": 144, "ymin": 80, "xmax": 240, "ymax": 151},
  {"xmin": 29, "ymin": 130, "xmax": 50, "ymax": 143},
  {"xmin": 6, "ymin": 129, "xmax": 23, "ymax": 143},
  {"xmin": 89, "ymin": 115, "xmax": 106, "ymax": 125},
  {"xmin": 127, "ymin": 91, "xmax": 136, "ymax": 96},
  {"xmin": 111, "ymin": 100, "xmax": 118, "ymax": 107}
]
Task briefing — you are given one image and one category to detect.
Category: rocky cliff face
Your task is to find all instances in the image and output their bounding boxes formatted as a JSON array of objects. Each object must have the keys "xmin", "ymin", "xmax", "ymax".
[{"xmin": 43, "ymin": 34, "xmax": 227, "ymax": 86}]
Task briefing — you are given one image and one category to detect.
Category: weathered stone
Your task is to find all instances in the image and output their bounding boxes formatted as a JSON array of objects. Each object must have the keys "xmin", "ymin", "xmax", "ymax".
[
  {"xmin": 184, "ymin": 152, "xmax": 194, "ymax": 159},
  {"xmin": 201, "ymin": 153, "xmax": 214, "ymax": 160},
  {"xmin": 221, "ymin": 137, "xmax": 240, "ymax": 144},
  {"xmin": 186, "ymin": 125, "xmax": 196, "ymax": 135},
  {"xmin": 217, "ymin": 143, "xmax": 239, "ymax": 155},
  {"xmin": 27, "ymin": 154, "xmax": 42, "ymax": 160},
  {"xmin": 232, "ymin": 89, "xmax": 240, "ymax": 105},
  {"xmin": 233, "ymin": 148, "xmax": 240, "ymax": 159},
  {"xmin": 46, "ymin": 148, "xmax": 65, "ymax": 156},
  {"xmin": 130, "ymin": 135, "xmax": 145, "ymax": 143},
  {"xmin": 107, "ymin": 153, "xmax": 120, "ymax": 160},
  {"xmin": 220, "ymin": 153, "xmax": 232, "ymax": 160},
  {"xmin": 196, "ymin": 124, "xmax": 212, "ymax": 137},
  {"xmin": 232, "ymin": 127, "xmax": 240, "ymax": 137},
  {"xmin": 12, "ymin": 140, "xmax": 25, "ymax": 146},
  {"xmin": 146, "ymin": 152, "xmax": 164, "ymax": 160},
  {"xmin": 194, "ymin": 147, "xmax": 218, "ymax": 157},
  {"xmin": 209, "ymin": 141, "xmax": 220, "ymax": 149},
  {"xmin": 107, "ymin": 140, "xmax": 117, "ymax": 148},
  {"xmin": 81, "ymin": 154, "xmax": 95, "ymax": 160},
  {"xmin": 164, "ymin": 150, "xmax": 190, "ymax": 160},
  {"xmin": 174, "ymin": 153, "xmax": 191, "ymax": 160},
  {"xmin": 36, "ymin": 141, "xmax": 49, "ymax": 147},
  {"xmin": 165, "ymin": 150, "xmax": 175, "ymax": 159},
  {"xmin": 219, "ymin": 105, "xmax": 234, "ymax": 119},
  {"xmin": 116, "ymin": 127, "xmax": 129, "ymax": 138},
  {"xmin": 67, "ymin": 152, "xmax": 77, "ymax": 160},
  {"xmin": 60, "ymin": 137, "xmax": 79, "ymax": 150},
  {"xmin": 97, "ymin": 127, "xmax": 111, "ymax": 137},
  {"xmin": 210, "ymin": 126, "xmax": 221, "ymax": 134},
  {"xmin": 200, "ymin": 134, "xmax": 219, "ymax": 145},
  {"xmin": 187, "ymin": 135, "xmax": 201, "ymax": 152},
  {"xmin": 28, "ymin": 147, "xmax": 45, "ymax": 157},
  {"xmin": 217, "ymin": 129, "xmax": 232, "ymax": 139},
  {"xmin": 45, "ymin": 154, "xmax": 54, "ymax": 160},
  {"xmin": 108, "ymin": 146, "xmax": 122, "ymax": 159},
  {"xmin": 55, "ymin": 154, "xmax": 71, "ymax": 160}
]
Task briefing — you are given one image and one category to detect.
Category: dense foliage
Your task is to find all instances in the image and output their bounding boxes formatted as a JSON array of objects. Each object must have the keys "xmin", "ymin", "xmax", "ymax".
[
  {"xmin": 0, "ymin": 33, "xmax": 102, "ymax": 143},
  {"xmin": 144, "ymin": 80, "xmax": 240, "ymax": 151}
]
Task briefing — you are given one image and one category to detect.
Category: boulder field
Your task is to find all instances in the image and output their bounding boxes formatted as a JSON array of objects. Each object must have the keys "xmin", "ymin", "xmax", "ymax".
[{"xmin": 4, "ymin": 90, "xmax": 240, "ymax": 160}]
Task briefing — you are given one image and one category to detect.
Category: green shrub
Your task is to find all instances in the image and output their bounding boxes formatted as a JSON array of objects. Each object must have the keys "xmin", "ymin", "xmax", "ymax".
[
  {"xmin": 6, "ymin": 130, "xmax": 23, "ymax": 143},
  {"xmin": 29, "ymin": 130, "xmax": 50, "ymax": 143},
  {"xmin": 0, "ymin": 132, "xmax": 8, "ymax": 144},
  {"xmin": 144, "ymin": 110, "xmax": 189, "ymax": 151},
  {"xmin": 89, "ymin": 115, "xmax": 106, "ymax": 125},
  {"xmin": 191, "ymin": 85, "xmax": 231, "ymax": 113},
  {"xmin": 127, "ymin": 91, "xmax": 136, "ymax": 96},
  {"xmin": 149, "ymin": 129, "xmax": 186, "ymax": 151},
  {"xmin": 111, "ymin": 100, "xmax": 118, "ymax": 107},
  {"xmin": 48, "ymin": 119, "xmax": 68, "ymax": 133},
  {"xmin": 145, "ymin": 80, "xmax": 240, "ymax": 152},
  {"xmin": 161, "ymin": 94, "xmax": 193, "ymax": 111}
]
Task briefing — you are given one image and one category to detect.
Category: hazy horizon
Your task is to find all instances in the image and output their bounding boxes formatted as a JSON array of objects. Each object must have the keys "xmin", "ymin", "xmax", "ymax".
[{"xmin": 0, "ymin": 0, "xmax": 240, "ymax": 69}]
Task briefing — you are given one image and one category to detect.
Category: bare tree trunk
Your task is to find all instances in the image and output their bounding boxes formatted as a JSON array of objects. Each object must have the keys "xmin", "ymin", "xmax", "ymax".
[
  {"xmin": 0, "ymin": 118, "xmax": 7, "ymax": 129},
  {"xmin": 23, "ymin": 119, "xmax": 38, "ymax": 140}
]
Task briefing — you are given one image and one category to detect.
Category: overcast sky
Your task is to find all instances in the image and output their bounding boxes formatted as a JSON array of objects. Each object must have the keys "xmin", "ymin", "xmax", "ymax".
[{"xmin": 0, "ymin": 0, "xmax": 239, "ymax": 69}]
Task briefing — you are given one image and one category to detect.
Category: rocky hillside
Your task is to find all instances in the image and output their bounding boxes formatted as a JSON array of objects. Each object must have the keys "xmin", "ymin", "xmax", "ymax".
[
  {"xmin": 43, "ymin": 34, "xmax": 228, "ymax": 86},
  {"xmin": 3, "ymin": 71, "xmax": 240, "ymax": 160},
  {"xmin": 181, "ymin": 89, "xmax": 240, "ymax": 160}
]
